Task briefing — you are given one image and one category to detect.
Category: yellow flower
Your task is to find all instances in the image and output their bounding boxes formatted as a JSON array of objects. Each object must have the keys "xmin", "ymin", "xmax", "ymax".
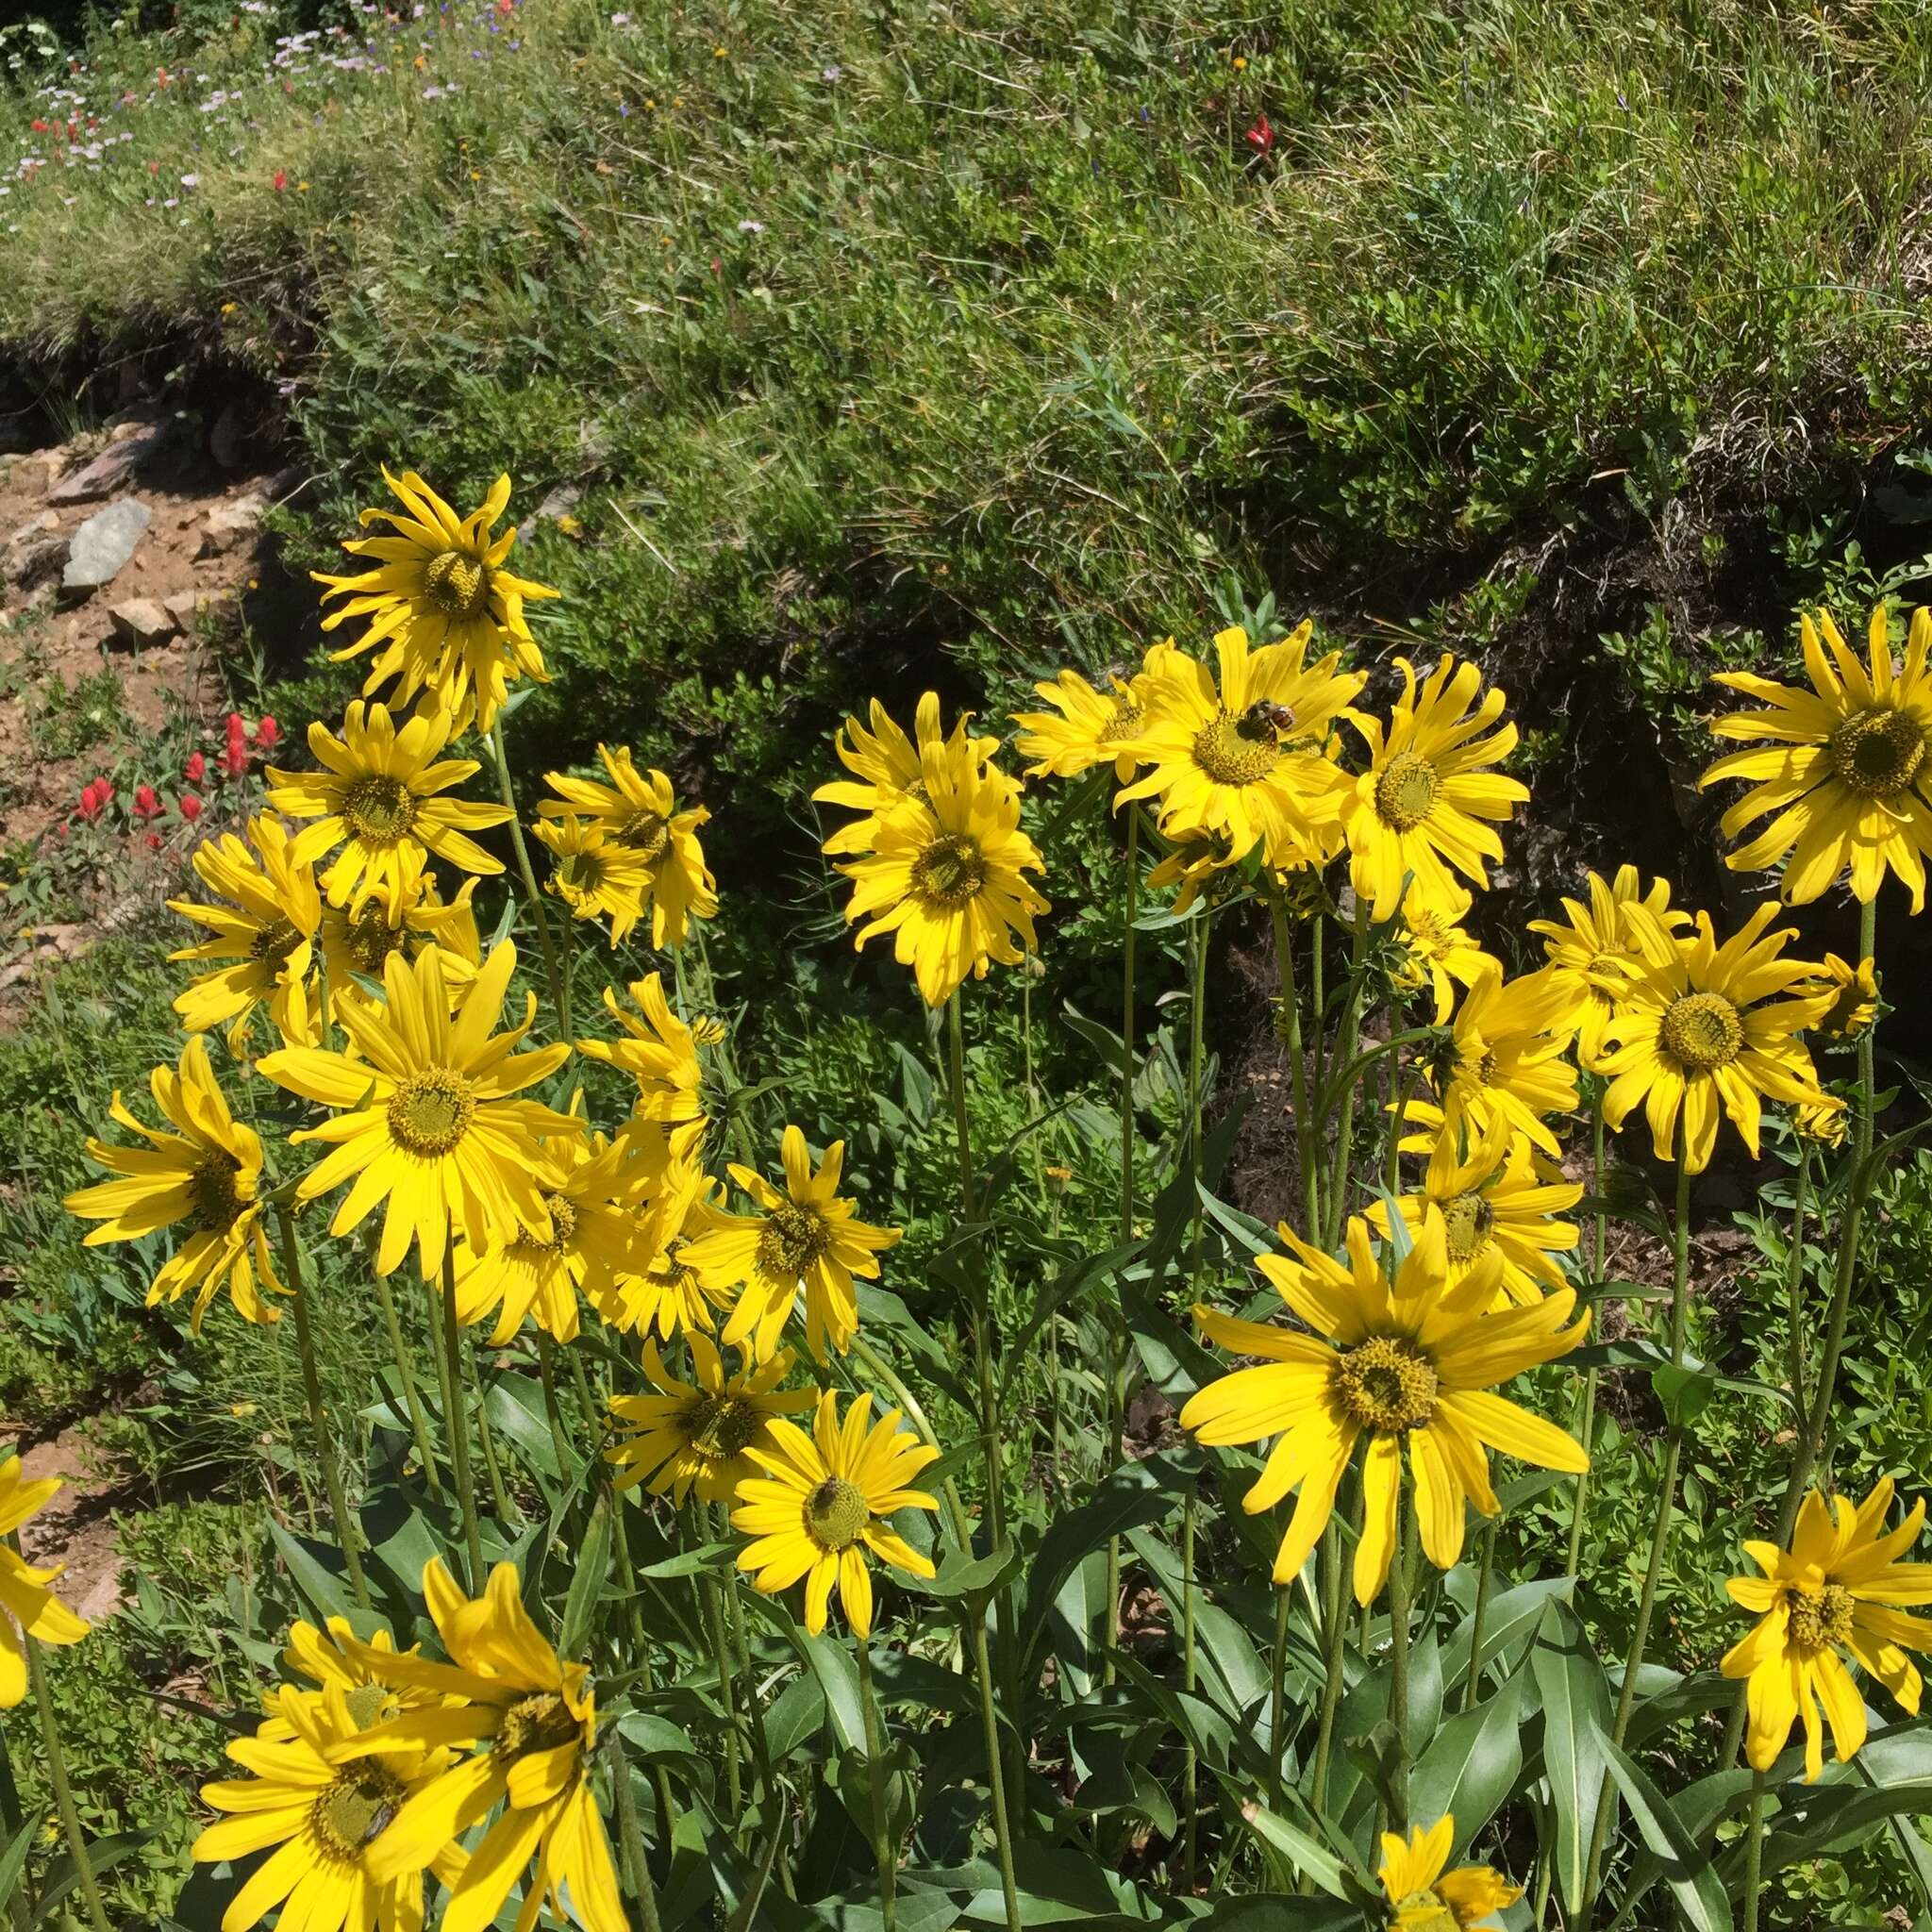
[
  {"xmin": 1428, "ymin": 964, "xmax": 1583, "ymax": 1159},
  {"xmin": 537, "ymin": 748, "xmax": 718, "ymax": 947},
  {"xmin": 1724, "ymin": 1477, "xmax": 1932, "ymax": 1781},
  {"xmin": 1113, "ymin": 623, "xmax": 1364, "ymax": 868},
  {"xmin": 167, "ymin": 817, "xmax": 321, "ymax": 1051},
  {"xmin": 1180, "ymin": 1216, "xmax": 1588, "ymax": 1601},
  {"xmin": 686, "ymin": 1124, "xmax": 901, "ymax": 1359},
  {"xmin": 530, "ymin": 815, "xmax": 653, "ymax": 944},
  {"xmin": 259, "ymin": 942, "xmax": 578, "ymax": 1279},
  {"xmin": 268, "ymin": 698, "xmax": 511, "ymax": 910},
  {"xmin": 1146, "ymin": 826, "xmax": 1240, "ymax": 914},
  {"xmin": 1391, "ymin": 884, "xmax": 1498, "ymax": 1024},
  {"xmin": 1807, "ymin": 952, "xmax": 1878, "ymax": 1041},
  {"xmin": 1370, "ymin": 1119, "xmax": 1581, "ymax": 1307},
  {"xmin": 0, "ymin": 1457, "xmax": 88, "ymax": 1706},
  {"xmin": 313, "ymin": 468, "xmax": 559, "ymax": 735},
  {"xmin": 608, "ymin": 1333, "xmax": 814, "ymax": 1505},
  {"xmin": 837, "ymin": 730, "xmax": 1048, "ymax": 1007},
  {"xmin": 319, "ymin": 874, "xmax": 480, "ymax": 993},
  {"xmin": 1011, "ymin": 663, "xmax": 1158, "ymax": 783},
  {"xmin": 1379, "ymin": 1817, "xmax": 1522, "ymax": 1930},
  {"xmin": 1794, "ymin": 1096, "xmax": 1849, "ymax": 1147},
  {"xmin": 1600, "ymin": 903, "xmax": 1828, "ymax": 1174},
  {"xmin": 576, "ymin": 971, "xmax": 710, "ymax": 1126},
  {"xmin": 192, "ymin": 1681, "xmax": 458, "ymax": 1932},
  {"xmin": 812, "ymin": 692, "xmax": 1003, "ymax": 858},
  {"xmin": 1525, "ymin": 864, "xmax": 1689, "ymax": 1073},
  {"xmin": 1340, "ymin": 655, "xmax": 1527, "ymax": 924},
  {"xmin": 593, "ymin": 1151, "xmax": 729, "ymax": 1338},
  {"xmin": 341, "ymin": 1560, "xmax": 625, "ymax": 1932},
  {"xmin": 1702, "ymin": 604, "xmax": 1932, "ymax": 908},
  {"xmin": 733, "ymin": 1391, "xmax": 940, "ymax": 1636},
  {"xmin": 64, "ymin": 1035, "xmax": 284, "ymax": 1329}
]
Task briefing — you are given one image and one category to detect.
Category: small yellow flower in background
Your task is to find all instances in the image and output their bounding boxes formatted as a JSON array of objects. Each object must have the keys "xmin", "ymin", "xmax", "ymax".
[
  {"xmin": 1231, "ymin": 53, "xmax": 1248, "ymax": 70},
  {"xmin": 687, "ymin": 1124, "xmax": 902, "ymax": 1359},
  {"xmin": 1600, "ymin": 903, "xmax": 1829, "ymax": 1174},
  {"xmin": 65, "ymin": 1036, "xmax": 284, "ymax": 1329},
  {"xmin": 220, "ymin": 300, "xmax": 238, "ymax": 316},
  {"xmin": 531, "ymin": 813, "xmax": 654, "ymax": 943},
  {"xmin": 733, "ymin": 1390, "xmax": 940, "ymax": 1637},
  {"xmin": 812, "ymin": 692, "xmax": 1002, "ymax": 858},
  {"xmin": 259, "ymin": 941, "xmax": 578, "ymax": 1280},
  {"xmin": 594, "ymin": 1151, "xmax": 729, "ymax": 1338},
  {"xmin": 1340, "ymin": 654, "xmax": 1528, "ymax": 926},
  {"xmin": 555, "ymin": 510, "xmax": 583, "ymax": 536},
  {"xmin": 1428, "ymin": 963, "xmax": 1583, "ymax": 1158},
  {"xmin": 1180, "ymin": 1215, "xmax": 1589, "ymax": 1601},
  {"xmin": 339, "ymin": 1561, "xmax": 625, "ymax": 1932},
  {"xmin": 1391, "ymin": 883, "xmax": 1497, "ymax": 1024},
  {"xmin": 608, "ymin": 1332, "xmax": 813, "ymax": 1504},
  {"xmin": 538, "ymin": 747, "xmax": 718, "ymax": 947},
  {"xmin": 1808, "ymin": 952, "xmax": 1878, "ymax": 1041},
  {"xmin": 1794, "ymin": 1095, "xmax": 1849, "ymax": 1148},
  {"xmin": 314, "ymin": 467, "xmax": 558, "ymax": 736},
  {"xmin": 268, "ymin": 698, "xmax": 511, "ymax": 909},
  {"xmin": 167, "ymin": 816, "xmax": 322, "ymax": 1052},
  {"xmin": 1525, "ymin": 863, "xmax": 1689, "ymax": 1072},
  {"xmin": 837, "ymin": 730, "xmax": 1048, "ymax": 1007},
  {"xmin": 577, "ymin": 970, "xmax": 710, "ymax": 1126},
  {"xmin": 1011, "ymin": 661, "xmax": 1159, "ymax": 784},
  {"xmin": 1379, "ymin": 1817, "xmax": 1521, "ymax": 1929},
  {"xmin": 1723, "ymin": 1476, "xmax": 1932, "ymax": 1781},
  {"xmin": 0, "ymin": 1457, "xmax": 89, "ymax": 1705},
  {"xmin": 1702, "ymin": 604, "xmax": 1932, "ymax": 908}
]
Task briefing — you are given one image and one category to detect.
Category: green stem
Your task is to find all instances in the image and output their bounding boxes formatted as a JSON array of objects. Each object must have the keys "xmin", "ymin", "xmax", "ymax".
[
  {"xmin": 1272, "ymin": 893, "xmax": 1321, "ymax": 1239},
  {"xmin": 855, "ymin": 1632, "xmax": 898, "ymax": 1932},
  {"xmin": 1269, "ymin": 1585, "xmax": 1291, "ymax": 1814},
  {"xmin": 693, "ymin": 1502, "xmax": 744, "ymax": 1826},
  {"xmin": 971, "ymin": 1607, "xmax": 1024, "ymax": 1932},
  {"xmin": 611, "ymin": 1728, "xmax": 665, "ymax": 1932},
  {"xmin": 1321, "ymin": 908, "xmax": 1374, "ymax": 1248},
  {"xmin": 1385, "ymin": 1476, "xmax": 1412, "ymax": 1836},
  {"xmin": 0, "ymin": 1721, "xmax": 24, "ymax": 1932},
  {"xmin": 440, "ymin": 1247, "xmax": 486, "ymax": 1589},
  {"xmin": 535, "ymin": 1333, "xmax": 575, "ymax": 1475},
  {"xmin": 1108, "ymin": 808, "xmax": 1139, "ymax": 1685},
  {"xmin": 485, "ymin": 719, "xmax": 569, "ymax": 1037},
  {"xmin": 1186, "ymin": 905, "xmax": 1211, "ymax": 1269},
  {"xmin": 1181, "ymin": 1489, "xmax": 1198, "ymax": 1892},
  {"xmin": 1564, "ymin": 1096, "xmax": 1608, "ymax": 1579},
  {"xmin": 946, "ymin": 992, "xmax": 976, "ymax": 1221},
  {"xmin": 1461, "ymin": 1521, "xmax": 1496, "ymax": 1712},
  {"xmin": 1306, "ymin": 1513, "xmax": 1349, "ymax": 1885},
  {"xmin": 1741, "ymin": 1771, "xmax": 1766, "ymax": 1932},
  {"xmin": 25, "ymin": 1635, "xmax": 108, "ymax": 1932},
  {"xmin": 1787, "ymin": 1143, "xmax": 1811, "ymax": 1406},
  {"xmin": 470, "ymin": 1337, "xmax": 522, "ymax": 1531},
  {"xmin": 278, "ymin": 1207, "xmax": 370, "ymax": 1607},
  {"xmin": 375, "ymin": 1268, "xmax": 442, "ymax": 1497}
]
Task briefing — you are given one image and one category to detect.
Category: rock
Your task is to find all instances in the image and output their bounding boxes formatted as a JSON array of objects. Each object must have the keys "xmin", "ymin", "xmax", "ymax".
[
  {"xmin": 196, "ymin": 491, "xmax": 266, "ymax": 558},
  {"xmin": 162, "ymin": 587, "xmax": 233, "ymax": 631},
  {"xmin": 8, "ymin": 533, "xmax": 68, "ymax": 591},
  {"xmin": 107, "ymin": 416, "xmax": 153, "ymax": 444},
  {"xmin": 60, "ymin": 498, "xmax": 150, "ymax": 593},
  {"xmin": 108, "ymin": 596, "xmax": 178, "ymax": 646},
  {"xmin": 48, "ymin": 424, "xmax": 167, "ymax": 506},
  {"xmin": 209, "ymin": 402, "xmax": 245, "ymax": 469},
  {"xmin": 26, "ymin": 446, "xmax": 72, "ymax": 491},
  {"xmin": 535, "ymin": 481, "xmax": 582, "ymax": 523}
]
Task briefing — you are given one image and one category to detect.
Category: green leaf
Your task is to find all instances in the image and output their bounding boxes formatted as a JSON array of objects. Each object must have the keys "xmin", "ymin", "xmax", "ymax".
[
  {"xmin": 0, "ymin": 1811, "xmax": 42, "ymax": 1913},
  {"xmin": 630, "ymin": 1540, "xmax": 736, "ymax": 1580},
  {"xmin": 1530, "ymin": 1603, "xmax": 1613, "ymax": 1915},
  {"xmin": 1408, "ymin": 1669, "xmax": 1529, "ymax": 1856},
  {"xmin": 1234, "ymin": 1803, "xmax": 1351, "ymax": 1899},
  {"xmin": 1009, "ymin": 1241, "xmax": 1142, "ymax": 1366},
  {"xmin": 558, "ymin": 1494, "xmax": 610, "ymax": 1657},
  {"xmin": 30, "ymin": 1829, "xmax": 158, "ymax": 1920},
  {"xmin": 1601, "ymin": 1739, "xmax": 1729, "ymax": 1932},
  {"xmin": 1651, "ymin": 1363, "xmax": 1717, "ymax": 1427},
  {"xmin": 762, "ymin": 1673, "xmax": 825, "ymax": 1759},
  {"xmin": 740, "ymin": 1591, "xmax": 867, "ymax": 1752},
  {"xmin": 1444, "ymin": 1575, "xmax": 1572, "ymax": 1693},
  {"xmin": 924, "ymin": 1540, "xmax": 1021, "ymax": 1601},
  {"xmin": 266, "ymin": 1518, "xmax": 364, "ymax": 1633}
]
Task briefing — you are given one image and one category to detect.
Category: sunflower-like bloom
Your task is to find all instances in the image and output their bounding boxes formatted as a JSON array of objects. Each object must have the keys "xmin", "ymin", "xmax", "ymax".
[
  {"xmin": 1427, "ymin": 964, "xmax": 1583, "ymax": 1158},
  {"xmin": 259, "ymin": 942, "xmax": 578, "ymax": 1279},
  {"xmin": 321, "ymin": 875, "xmax": 480, "ymax": 994},
  {"xmin": 837, "ymin": 732, "xmax": 1048, "ymax": 1008},
  {"xmin": 1794, "ymin": 1097, "xmax": 1849, "ymax": 1148},
  {"xmin": 608, "ymin": 1334, "xmax": 814, "ymax": 1505},
  {"xmin": 593, "ymin": 1153, "xmax": 730, "ymax": 1339},
  {"xmin": 1392, "ymin": 885, "xmax": 1498, "ymax": 1024},
  {"xmin": 1379, "ymin": 1818, "xmax": 1521, "ymax": 1930},
  {"xmin": 1702, "ymin": 605, "xmax": 1932, "ymax": 908},
  {"xmin": 537, "ymin": 749, "xmax": 718, "ymax": 948},
  {"xmin": 1724, "ymin": 1477, "xmax": 1932, "ymax": 1781},
  {"xmin": 686, "ymin": 1125, "xmax": 901, "ymax": 1359},
  {"xmin": 733, "ymin": 1391, "xmax": 940, "ymax": 1636},
  {"xmin": 530, "ymin": 816, "xmax": 653, "ymax": 945},
  {"xmin": 65, "ymin": 1035, "xmax": 284, "ymax": 1328},
  {"xmin": 1180, "ymin": 1216, "xmax": 1589, "ymax": 1601},
  {"xmin": 1012, "ymin": 662, "xmax": 1160, "ymax": 783},
  {"xmin": 576, "ymin": 972, "xmax": 713, "ymax": 1126},
  {"xmin": 1341, "ymin": 655, "xmax": 1528, "ymax": 925},
  {"xmin": 1806, "ymin": 952, "xmax": 1879, "ymax": 1041},
  {"xmin": 192, "ymin": 1681, "xmax": 458, "ymax": 1932},
  {"xmin": 267, "ymin": 699, "xmax": 509, "ymax": 912},
  {"xmin": 313, "ymin": 468, "xmax": 558, "ymax": 736},
  {"xmin": 1146, "ymin": 826, "xmax": 1241, "ymax": 915},
  {"xmin": 1525, "ymin": 864, "xmax": 1689, "ymax": 1074},
  {"xmin": 811, "ymin": 692, "xmax": 1004, "ymax": 858},
  {"xmin": 168, "ymin": 817, "xmax": 322, "ymax": 1051},
  {"xmin": 1113, "ymin": 624, "xmax": 1364, "ymax": 868},
  {"xmin": 0, "ymin": 1457, "xmax": 88, "ymax": 1706},
  {"xmin": 338, "ymin": 1560, "xmax": 624, "ymax": 1932},
  {"xmin": 1600, "ymin": 904, "xmax": 1829, "ymax": 1174},
  {"xmin": 1369, "ymin": 1120, "xmax": 1581, "ymax": 1307}
]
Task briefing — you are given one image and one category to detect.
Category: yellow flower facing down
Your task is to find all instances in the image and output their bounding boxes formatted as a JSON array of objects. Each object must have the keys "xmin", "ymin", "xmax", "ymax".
[
  {"xmin": 733, "ymin": 1391, "xmax": 940, "ymax": 1637},
  {"xmin": 593, "ymin": 1149, "xmax": 729, "ymax": 1339},
  {"xmin": 1724, "ymin": 1477, "xmax": 1932, "ymax": 1781},
  {"xmin": 314, "ymin": 467, "xmax": 558, "ymax": 735},
  {"xmin": 1146, "ymin": 825, "xmax": 1240, "ymax": 915},
  {"xmin": 837, "ymin": 731, "xmax": 1049, "ymax": 1008},
  {"xmin": 1012, "ymin": 663, "xmax": 1158, "ymax": 783},
  {"xmin": 1807, "ymin": 952, "xmax": 1878, "ymax": 1041},
  {"xmin": 259, "ymin": 941, "xmax": 578, "ymax": 1280},
  {"xmin": 192, "ymin": 1681, "xmax": 458, "ymax": 1932},
  {"xmin": 1113, "ymin": 623, "xmax": 1364, "ymax": 868},
  {"xmin": 0, "ymin": 1457, "xmax": 88, "ymax": 1707},
  {"xmin": 167, "ymin": 817, "xmax": 322, "ymax": 1051},
  {"xmin": 1180, "ymin": 1216, "xmax": 1589, "ymax": 1602},
  {"xmin": 268, "ymin": 699, "xmax": 511, "ymax": 911},
  {"xmin": 320, "ymin": 874, "xmax": 481, "ymax": 995},
  {"xmin": 686, "ymin": 1124, "xmax": 902, "ymax": 1360},
  {"xmin": 1794, "ymin": 1096, "xmax": 1849, "ymax": 1148},
  {"xmin": 576, "ymin": 971, "xmax": 711, "ymax": 1127},
  {"xmin": 1429, "ymin": 964, "xmax": 1584, "ymax": 1159},
  {"xmin": 608, "ymin": 1333, "xmax": 814, "ymax": 1506},
  {"xmin": 1379, "ymin": 1817, "xmax": 1522, "ymax": 1930},
  {"xmin": 1702, "ymin": 605, "xmax": 1932, "ymax": 908},
  {"xmin": 1391, "ymin": 884, "xmax": 1498, "ymax": 1025},
  {"xmin": 64, "ymin": 1035, "xmax": 284, "ymax": 1329},
  {"xmin": 1341, "ymin": 655, "xmax": 1528, "ymax": 925},
  {"xmin": 1601, "ymin": 903, "xmax": 1829, "ymax": 1174},
  {"xmin": 531, "ymin": 814, "xmax": 653, "ymax": 945},
  {"xmin": 1525, "ymin": 864, "xmax": 1689, "ymax": 1074},
  {"xmin": 811, "ymin": 692, "xmax": 1004, "ymax": 858},
  {"xmin": 337, "ymin": 1560, "xmax": 624, "ymax": 1932},
  {"xmin": 538, "ymin": 750, "xmax": 718, "ymax": 948}
]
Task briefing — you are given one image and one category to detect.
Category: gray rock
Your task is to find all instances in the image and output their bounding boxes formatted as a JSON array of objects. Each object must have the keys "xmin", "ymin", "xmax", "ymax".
[
  {"xmin": 48, "ymin": 425, "xmax": 167, "ymax": 506},
  {"xmin": 108, "ymin": 596, "xmax": 178, "ymax": 646},
  {"xmin": 196, "ymin": 492, "xmax": 266, "ymax": 558},
  {"xmin": 162, "ymin": 587, "xmax": 233, "ymax": 630},
  {"xmin": 61, "ymin": 498, "xmax": 150, "ymax": 592},
  {"xmin": 209, "ymin": 403, "xmax": 245, "ymax": 469},
  {"xmin": 8, "ymin": 533, "xmax": 68, "ymax": 591},
  {"xmin": 535, "ymin": 481, "xmax": 582, "ymax": 523}
]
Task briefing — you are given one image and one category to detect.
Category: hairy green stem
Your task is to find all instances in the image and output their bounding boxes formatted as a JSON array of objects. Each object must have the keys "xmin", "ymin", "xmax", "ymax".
[
  {"xmin": 1269, "ymin": 1585, "xmax": 1291, "ymax": 1814},
  {"xmin": 1322, "ymin": 908, "xmax": 1373, "ymax": 1248},
  {"xmin": 374, "ymin": 1267, "xmax": 442, "ymax": 1497},
  {"xmin": 440, "ymin": 1247, "xmax": 486, "ymax": 1588},
  {"xmin": 1564, "ymin": 1097, "xmax": 1607, "ymax": 1579},
  {"xmin": 1385, "ymin": 1478, "xmax": 1412, "ymax": 1836},
  {"xmin": 470, "ymin": 1339, "xmax": 521, "ymax": 1531},
  {"xmin": 1181, "ymin": 1489, "xmax": 1198, "ymax": 1891},
  {"xmin": 25, "ymin": 1633, "xmax": 108, "ymax": 1932},
  {"xmin": 1272, "ymin": 893, "xmax": 1321, "ymax": 1239},
  {"xmin": 856, "ymin": 1633, "xmax": 898, "ymax": 1932},
  {"xmin": 1741, "ymin": 1771, "xmax": 1766, "ymax": 1932},
  {"xmin": 1787, "ymin": 1143, "xmax": 1811, "ymax": 1405},
  {"xmin": 1108, "ymin": 807, "xmax": 1141, "ymax": 1684},
  {"xmin": 485, "ymin": 718, "xmax": 569, "ymax": 1037},
  {"xmin": 611, "ymin": 1727, "xmax": 665, "ymax": 1932},
  {"xmin": 1461, "ymin": 1522, "xmax": 1496, "ymax": 1712}
]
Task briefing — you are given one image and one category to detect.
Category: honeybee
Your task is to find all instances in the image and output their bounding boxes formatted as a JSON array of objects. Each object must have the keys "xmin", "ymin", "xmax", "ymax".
[{"xmin": 1241, "ymin": 699, "xmax": 1296, "ymax": 736}]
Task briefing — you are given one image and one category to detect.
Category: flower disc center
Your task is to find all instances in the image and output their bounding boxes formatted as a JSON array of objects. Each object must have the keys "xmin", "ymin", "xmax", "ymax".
[
  {"xmin": 1660, "ymin": 991, "xmax": 1743, "ymax": 1070},
  {"xmin": 342, "ymin": 774, "xmax": 418, "ymax": 842},
  {"xmin": 492, "ymin": 1690, "xmax": 581, "ymax": 1764},
  {"xmin": 424, "ymin": 547, "xmax": 491, "ymax": 620},
  {"xmin": 557, "ymin": 848, "xmax": 608, "ymax": 897},
  {"xmin": 1374, "ymin": 750, "xmax": 1441, "ymax": 830},
  {"xmin": 1830, "ymin": 705, "xmax": 1924, "ymax": 797},
  {"xmin": 1333, "ymin": 1336, "xmax": 1439, "ymax": 1432},
  {"xmin": 387, "ymin": 1068, "xmax": 476, "ymax": 1155},
  {"xmin": 1785, "ymin": 1582, "xmax": 1855, "ymax": 1653},
  {"xmin": 1191, "ymin": 708, "xmax": 1281, "ymax": 787},
  {"xmin": 311, "ymin": 1762, "xmax": 407, "ymax": 1860},
  {"xmin": 756, "ymin": 1202, "xmax": 830, "ymax": 1281},
  {"xmin": 806, "ymin": 1474, "xmax": 870, "ymax": 1551},
  {"xmin": 1099, "ymin": 697, "xmax": 1144, "ymax": 744},
  {"xmin": 1392, "ymin": 1893, "xmax": 1459, "ymax": 1932},
  {"xmin": 620, "ymin": 808, "xmax": 670, "ymax": 861},
  {"xmin": 249, "ymin": 915, "xmax": 304, "ymax": 969},
  {"xmin": 910, "ymin": 833, "xmax": 987, "ymax": 908},
  {"xmin": 684, "ymin": 1392, "xmax": 768, "ymax": 1462},
  {"xmin": 190, "ymin": 1152, "xmax": 243, "ymax": 1231},
  {"xmin": 342, "ymin": 902, "xmax": 407, "ymax": 976},
  {"xmin": 1441, "ymin": 1190, "xmax": 1496, "ymax": 1264}
]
